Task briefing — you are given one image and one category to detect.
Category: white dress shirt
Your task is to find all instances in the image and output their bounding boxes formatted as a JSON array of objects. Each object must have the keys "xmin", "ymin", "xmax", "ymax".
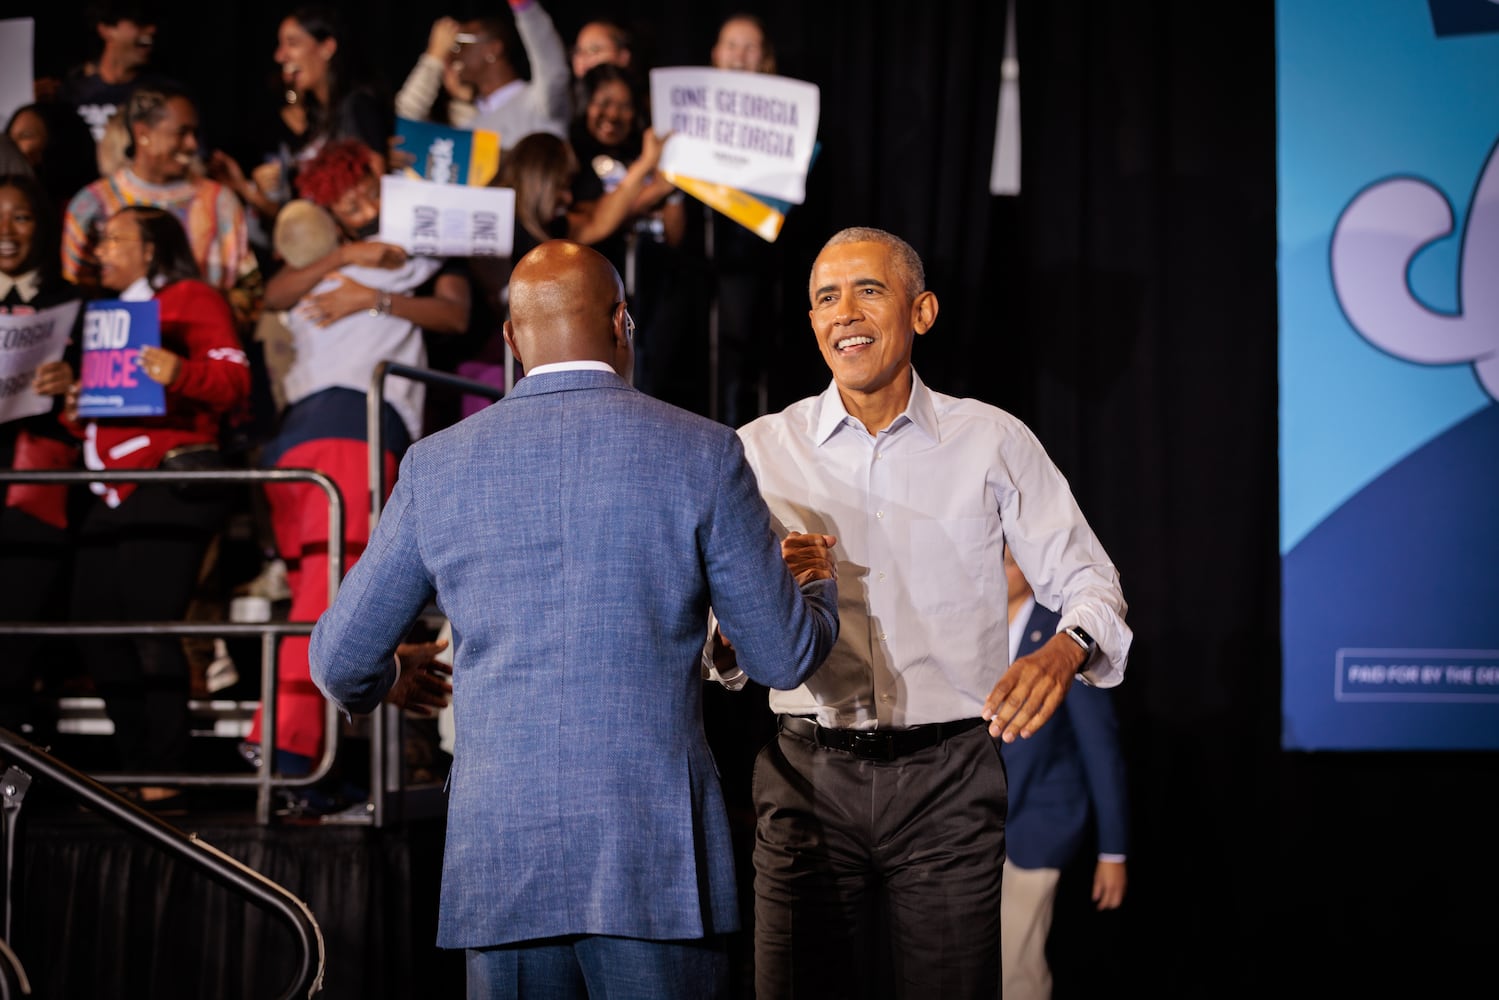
[{"xmin": 736, "ymin": 369, "xmax": 1131, "ymax": 729}]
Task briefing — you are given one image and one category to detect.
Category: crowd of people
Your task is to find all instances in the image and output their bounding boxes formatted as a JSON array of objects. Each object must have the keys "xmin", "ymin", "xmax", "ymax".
[
  {"xmin": 4, "ymin": 3, "xmax": 1136, "ymax": 996},
  {"xmin": 1, "ymin": 0, "xmax": 783, "ymax": 796}
]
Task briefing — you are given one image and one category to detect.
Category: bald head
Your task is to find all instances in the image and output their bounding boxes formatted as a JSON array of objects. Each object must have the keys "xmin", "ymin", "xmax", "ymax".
[{"xmin": 503, "ymin": 240, "xmax": 633, "ymax": 376}]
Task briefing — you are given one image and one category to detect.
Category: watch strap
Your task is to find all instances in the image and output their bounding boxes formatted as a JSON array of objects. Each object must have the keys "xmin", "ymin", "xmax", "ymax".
[{"xmin": 1062, "ymin": 625, "xmax": 1096, "ymax": 657}]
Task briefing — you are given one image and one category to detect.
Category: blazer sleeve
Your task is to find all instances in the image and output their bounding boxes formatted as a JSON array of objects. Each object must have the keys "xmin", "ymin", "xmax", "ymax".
[
  {"xmin": 701, "ymin": 430, "xmax": 839, "ymax": 692},
  {"xmin": 310, "ymin": 449, "xmax": 436, "ymax": 713},
  {"xmin": 1067, "ymin": 681, "xmax": 1131, "ymax": 857}
]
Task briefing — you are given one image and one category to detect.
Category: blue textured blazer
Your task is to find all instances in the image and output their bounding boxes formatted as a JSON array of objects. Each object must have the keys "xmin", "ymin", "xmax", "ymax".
[
  {"xmin": 999, "ymin": 602, "xmax": 1129, "ymax": 870},
  {"xmin": 309, "ymin": 369, "xmax": 839, "ymax": 948}
]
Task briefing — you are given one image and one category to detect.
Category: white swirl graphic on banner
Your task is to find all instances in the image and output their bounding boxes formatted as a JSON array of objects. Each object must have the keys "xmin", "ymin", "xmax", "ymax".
[{"xmin": 1330, "ymin": 138, "xmax": 1499, "ymax": 401}]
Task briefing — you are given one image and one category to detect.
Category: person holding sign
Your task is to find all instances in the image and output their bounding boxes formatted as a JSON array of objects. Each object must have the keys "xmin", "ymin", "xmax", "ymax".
[
  {"xmin": 0, "ymin": 173, "xmax": 84, "ymax": 738},
  {"xmin": 569, "ymin": 64, "xmax": 693, "ymax": 407},
  {"xmin": 63, "ymin": 205, "xmax": 250, "ymax": 795}
]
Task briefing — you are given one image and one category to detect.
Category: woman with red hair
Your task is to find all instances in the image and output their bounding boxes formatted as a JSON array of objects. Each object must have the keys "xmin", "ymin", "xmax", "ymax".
[{"xmin": 242, "ymin": 139, "xmax": 469, "ymax": 796}]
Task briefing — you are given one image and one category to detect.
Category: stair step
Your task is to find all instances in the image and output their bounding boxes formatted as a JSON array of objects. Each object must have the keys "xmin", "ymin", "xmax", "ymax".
[{"xmin": 53, "ymin": 697, "xmax": 258, "ymax": 738}]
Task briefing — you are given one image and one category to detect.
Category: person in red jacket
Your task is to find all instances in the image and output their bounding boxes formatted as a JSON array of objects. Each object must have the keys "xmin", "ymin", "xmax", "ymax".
[{"xmin": 64, "ymin": 205, "xmax": 249, "ymax": 799}]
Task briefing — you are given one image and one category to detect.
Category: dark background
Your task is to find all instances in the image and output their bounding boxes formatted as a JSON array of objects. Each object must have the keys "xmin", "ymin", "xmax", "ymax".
[{"xmin": 19, "ymin": 0, "xmax": 1499, "ymax": 994}]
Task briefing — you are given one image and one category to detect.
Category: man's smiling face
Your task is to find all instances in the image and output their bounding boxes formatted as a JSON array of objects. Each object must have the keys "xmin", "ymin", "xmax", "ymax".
[{"xmin": 808, "ymin": 240, "xmax": 932, "ymax": 403}]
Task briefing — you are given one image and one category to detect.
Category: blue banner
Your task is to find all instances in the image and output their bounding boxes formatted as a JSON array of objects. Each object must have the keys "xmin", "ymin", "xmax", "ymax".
[
  {"xmin": 77, "ymin": 299, "xmax": 164, "ymax": 418},
  {"xmin": 395, "ymin": 117, "xmax": 500, "ymax": 187},
  {"xmin": 1277, "ymin": 0, "xmax": 1499, "ymax": 750}
]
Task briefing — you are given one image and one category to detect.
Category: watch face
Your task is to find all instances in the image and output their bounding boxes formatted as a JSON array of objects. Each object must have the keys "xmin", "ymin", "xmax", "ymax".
[
  {"xmin": 1067, "ymin": 626, "xmax": 1096, "ymax": 651},
  {"xmin": 593, "ymin": 155, "xmax": 626, "ymax": 190}
]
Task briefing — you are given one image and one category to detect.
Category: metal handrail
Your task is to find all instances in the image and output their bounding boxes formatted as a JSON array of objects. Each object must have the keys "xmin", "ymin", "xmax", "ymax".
[
  {"xmin": 366, "ymin": 360, "xmax": 505, "ymax": 530},
  {"xmin": 364, "ymin": 360, "xmax": 503, "ymax": 828},
  {"xmin": 1, "ymin": 729, "xmax": 325, "ymax": 998},
  {"xmin": 0, "ymin": 467, "xmax": 344, "ymax": 825}
]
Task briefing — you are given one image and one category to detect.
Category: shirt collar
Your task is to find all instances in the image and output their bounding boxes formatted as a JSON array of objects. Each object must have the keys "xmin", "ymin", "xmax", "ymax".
[
  {"xmin": 811, "ymin": 367, "xmax": 939, "ymax": 446},
  {"xmin": 119, "ymin": 276, "xmax": 157, "ymax": 301},
  {"xmin": 525, "ymin": 359, "xmax": 617, "ymax": 376},
  {"xmin": 0, "ymin": 269, "xmax": 42, "ymax": 303},
  {"xmin": 476, "ymin": 78, "xmax": 525, "ymax": 115}
]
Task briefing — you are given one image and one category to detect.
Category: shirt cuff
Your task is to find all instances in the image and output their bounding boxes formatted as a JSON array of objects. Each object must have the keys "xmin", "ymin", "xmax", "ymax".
[{"xmin": 701, "ymin": 608, "xmax": 748, "ymax": 691}]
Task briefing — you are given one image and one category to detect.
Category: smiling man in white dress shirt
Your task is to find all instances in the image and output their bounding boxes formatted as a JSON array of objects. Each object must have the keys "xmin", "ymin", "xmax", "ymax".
[{"xmin": 713, "ymin": 226, "xmax": 1132, "ymax": 998}]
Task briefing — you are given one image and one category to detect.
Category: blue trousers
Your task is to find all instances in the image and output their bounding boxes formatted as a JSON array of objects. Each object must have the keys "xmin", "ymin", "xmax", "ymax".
[{"xmin": 465, "ymin": 934, "xmax": 730, "ymax": 1000}]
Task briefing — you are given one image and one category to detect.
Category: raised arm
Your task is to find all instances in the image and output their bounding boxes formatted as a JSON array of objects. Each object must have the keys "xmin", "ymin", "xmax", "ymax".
[
  {"xmin": 510, "ymin": 0, "xmax": 572, "ymax": 128},
  {"xmin": 567, "ymin": 129, "xmax": 668, "ymax": 246}
]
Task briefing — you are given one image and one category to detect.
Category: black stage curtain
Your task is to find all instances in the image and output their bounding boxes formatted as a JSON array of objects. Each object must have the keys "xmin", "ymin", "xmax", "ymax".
[{"xmin": 22, "ymin": 2, "xmax": 1499, "ymax": 996}]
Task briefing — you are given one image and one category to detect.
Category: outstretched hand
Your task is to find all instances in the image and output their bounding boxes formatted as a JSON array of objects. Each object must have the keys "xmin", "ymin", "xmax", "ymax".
[
  {"xmin": 387, "ymin": 639, "xmax": 453, "ymax": 716},
  {"xmin": 981, "ymin": 635, "xmax": 1083, "ymax": 742}
]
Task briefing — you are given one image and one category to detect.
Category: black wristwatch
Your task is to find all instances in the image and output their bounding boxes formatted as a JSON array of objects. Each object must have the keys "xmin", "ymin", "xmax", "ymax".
[{"xmin": 1062, "ymin": 625, "xmax": 1096, "ymax": 660}]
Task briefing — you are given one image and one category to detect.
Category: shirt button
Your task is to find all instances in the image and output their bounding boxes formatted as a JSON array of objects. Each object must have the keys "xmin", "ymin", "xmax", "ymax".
[
  {"xmin": 878, "ymin": 572, "xmax": 886, "ymax": 582},
  {"xmin": 879, "ymin": 632, "xmax": 887, "ymax": 642},
  {"xmin": 876, "ymin": 510, "xmax": 884, "ymax": 519},
  {"xmin": 881, "ymin": 692, "xmax": 893, "ymax": 702}
]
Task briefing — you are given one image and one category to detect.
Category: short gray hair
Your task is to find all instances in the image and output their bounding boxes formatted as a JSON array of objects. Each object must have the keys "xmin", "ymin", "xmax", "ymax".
[{"xmin": 813, "ymin": 227, "xmax": 926, "ymax": 300}]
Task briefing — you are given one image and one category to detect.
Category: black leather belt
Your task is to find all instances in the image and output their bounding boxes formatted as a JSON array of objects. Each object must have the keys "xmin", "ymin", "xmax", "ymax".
[{"xmin": 777, "ymin": 714, "xmax": 987, "ymax": 761}]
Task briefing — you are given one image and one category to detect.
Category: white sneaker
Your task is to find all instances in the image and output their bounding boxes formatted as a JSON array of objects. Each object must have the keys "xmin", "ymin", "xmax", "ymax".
[
  {"xmin": 205, "ymin": 639, "xmax": 239, "ymax": 693},
  {"xmin": 236, "ymin": 558, "xmax": 292, "ymax": 602}
]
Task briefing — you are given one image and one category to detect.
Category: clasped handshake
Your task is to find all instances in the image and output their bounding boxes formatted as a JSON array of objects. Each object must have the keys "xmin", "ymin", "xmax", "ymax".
[
  {"xmin": 708, "ymin": 531, "xmax": 836, "ymax": 671},
  {"xmin": 781, "ymin": 530, "xmax": 839, "ymax": 587}
]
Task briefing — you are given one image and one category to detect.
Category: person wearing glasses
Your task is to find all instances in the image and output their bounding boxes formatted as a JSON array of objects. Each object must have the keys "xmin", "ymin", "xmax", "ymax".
[
  {"xmin": 394, "ymin": 0, "xmax": 571, "ymax": 153},
  {"xmin": 308, "ymin": 239, "xmax": 839, "ymax": 996},
  {"xmin": 60, "ymin": 84, "xmax": 261, "ymax": 328},
  {"xmin": 62, "ymin": 205, "xmax": 250, "ymax": 802},
  {"xmin": 568, "ymin": 18, "xmax": 634, "ymax": 112}
]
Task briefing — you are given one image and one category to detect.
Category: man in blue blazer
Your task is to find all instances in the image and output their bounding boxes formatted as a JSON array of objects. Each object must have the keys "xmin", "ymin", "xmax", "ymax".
[
  {"xmin": 999, "ymin": 547, "xmax": 1129, "ymax": 999},
  {"xmin": 309, "ymin": 240, "xmax": 841, "ymax": 998}
]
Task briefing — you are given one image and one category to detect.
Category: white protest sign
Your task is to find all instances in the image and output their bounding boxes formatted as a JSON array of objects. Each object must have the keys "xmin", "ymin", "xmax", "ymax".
[
  {"xmin": 0, "ymin": 19, "xmax": 34, "ymax": 128},
  {"xmin": 377, "ymin": 175, "xmax": 516, "ymax": 258},
  {"xmin": 650, "ymin": 67, "xmax": 820, "ymax": 205},
  {"xmin": 0, "ymin": 300, "xmax": 79, "ymax": 424}
]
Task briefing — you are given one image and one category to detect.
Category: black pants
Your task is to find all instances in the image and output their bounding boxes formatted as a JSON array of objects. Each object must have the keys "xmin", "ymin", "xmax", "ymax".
[
  {"xmin": 0, "ymin": 506, "xmax": 73, "ymax": 732},
  {"xmin": 71, "ymin": 482, "xmax": 228, "ymax": 772},
  {"xmin": 752, "ymin": 722, "xmax": 1007, "ymax": 1000}
]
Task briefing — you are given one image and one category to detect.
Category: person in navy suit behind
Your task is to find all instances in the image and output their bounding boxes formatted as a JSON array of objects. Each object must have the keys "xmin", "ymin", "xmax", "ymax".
[
  {"xmin": 999, "ymin": 545, "xmax": 1130, "ymax": 999},
  {"xmin": 308, "ymin": 239, "xmax": 840, "ymax": 999}
]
